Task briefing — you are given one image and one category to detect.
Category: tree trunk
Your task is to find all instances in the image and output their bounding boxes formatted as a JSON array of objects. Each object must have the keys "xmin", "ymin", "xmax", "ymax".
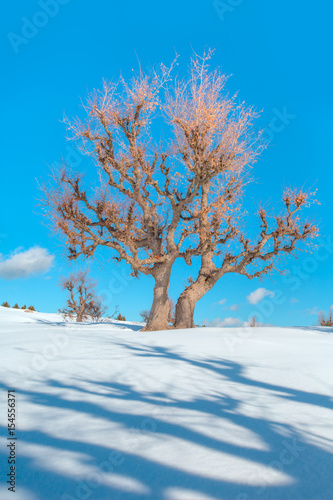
[
  {"xmin": 174, "ymin": 258, "xmax": 218, "ymax": 329},
  {"xmin": 174, "ymin": 186, "xmax": 214, "ymax": 330},
  {"xmin": 76, "ymin": 312, "xmax": 83, "ymax": 322},
  {"xmin": 76, "ymin": 306, "xmax": 84, "ymax": 322},
  {"xmin": 142, "ymin": 263, "xmax": 173, "ymax": 331},
  {"xmin": 173, "ymin": 288, "xmax": 197, "ymax": 329}
]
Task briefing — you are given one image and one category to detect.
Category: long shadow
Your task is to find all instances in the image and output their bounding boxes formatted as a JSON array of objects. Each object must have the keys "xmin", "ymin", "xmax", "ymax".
[
  {"xmin": 33, "ymin": 318, "xmax": 69, "ymax": 326},
  {"xmin": 113, "ymin": 342, "xmax": 333, "ymax": 411},
  {"xmin": 94, "ymin": 321, "xmax": 144, "ymax": 332},
  {"xmin": 0, "ymin": 384, "xmax": 332, "ymax": 500},
  {"xmin": 32, "ymin": 318, "xmax": 143, "ymax": 332},
  {"xmin": 0, "ymin": 349, "xmax": 332, "ymax": 499},
  {"xmin": 289, "ymin": 326, "xmax": 333, "ymax": 334}
]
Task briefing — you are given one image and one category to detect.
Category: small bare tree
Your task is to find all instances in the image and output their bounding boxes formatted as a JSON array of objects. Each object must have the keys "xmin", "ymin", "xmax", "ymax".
[
  {"xmin": 249, "ymin": 315, "xmax": 258, "ymax": 327},
  {"xmin": 59, "ymin": 271, "xmax": 106, "ymax": 322},
  {"xmin": 317, "ymin": 307, "xmax": 333, "ymax": 327}
]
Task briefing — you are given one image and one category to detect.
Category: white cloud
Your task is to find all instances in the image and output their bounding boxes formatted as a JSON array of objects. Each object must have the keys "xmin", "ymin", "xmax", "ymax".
[
  {"xmin": 247, "ymin": 288, "xmax": 275, "ymax": 305},
  {"xmin": 0, "ymin": 247, "xmax": 54, "ymax": 280},
  {"xmin": 205, "ymin": 317, "xmax": 243, "ymax": 327},
  {"xmin": 290, "ymin": 297, "xmax": 299, "ymax": 304}
]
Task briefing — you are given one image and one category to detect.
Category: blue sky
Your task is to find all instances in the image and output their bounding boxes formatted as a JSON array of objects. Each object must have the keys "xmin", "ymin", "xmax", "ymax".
[{"xmin": 1, "ymin": 0, "xmax": 333, "ymax": 326}]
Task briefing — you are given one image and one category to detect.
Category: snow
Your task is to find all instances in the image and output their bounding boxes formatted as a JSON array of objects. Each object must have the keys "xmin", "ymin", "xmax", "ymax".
[{"xmin": 0, "ymin": 306, "xmax": 332, "ymax": 499}]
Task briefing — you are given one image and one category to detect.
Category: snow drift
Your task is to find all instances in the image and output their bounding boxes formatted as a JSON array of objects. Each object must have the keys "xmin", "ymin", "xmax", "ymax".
[{"xmin": 0, "ymin": 306, "xmax": 332, "ymax": 499}]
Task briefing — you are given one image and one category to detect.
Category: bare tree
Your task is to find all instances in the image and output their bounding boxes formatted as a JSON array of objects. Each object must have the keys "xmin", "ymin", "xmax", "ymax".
[
  {"xmin": 249, "ymin": 315, "xmax": 258, "ymax": 328},
  {"xmin": 42, "ymin": 51, "xmax": 317, "ymax": 331},
  {"xmin": 42, "ymin": 51, "xmax": 262, "ymax": 331},
  {"xmin": 59, "ymin": 271, "xmax": 106, "ymax": 322},
  {"xmin": 317, "ymin": 307, "xmax": 333, "ymax": 327}
]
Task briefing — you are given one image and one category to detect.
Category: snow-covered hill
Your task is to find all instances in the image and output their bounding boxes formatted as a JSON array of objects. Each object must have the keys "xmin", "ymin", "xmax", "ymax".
[{"xmin": 0, "ymin": 306, "xmax": 332, "ymax": 499}]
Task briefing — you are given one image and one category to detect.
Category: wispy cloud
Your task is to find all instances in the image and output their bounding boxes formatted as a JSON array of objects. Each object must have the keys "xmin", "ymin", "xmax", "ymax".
[
  {"xmin": 213, "ymin": 299, "xmax": 240, "ymax": 311},
  {"xmin": 247, "ymin": 288, "xmax": 275, "ymax": 305},
  {"xmin": 305, "ymin": 306, "xmax": 320, "ymax": 316},
  {"xmin": 290, "ymin": 297, "xmax": 299, "ymax": 304},
  {"xmin": 0, "ymin": 247, "xmax": 54, "ymax": 279},
  {"xmin": 215, "ymin": 299, "xmax": 227, "ymax": 305},
  {"xmin": 229, "ymin": 304, "xmax": 240, "ymax": 311}
]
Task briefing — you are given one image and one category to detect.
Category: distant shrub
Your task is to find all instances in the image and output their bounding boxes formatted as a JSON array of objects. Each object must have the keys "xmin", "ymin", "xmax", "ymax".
[
  {"xmin": 1, "ymin": 301, "xmax": 10, "ymax": 308},
  {"xmin": 21, "ymin": 304, "xmax": 27, "ymax": 309},
  {"xmin": 28, "ymin": 305, "xmax": 36, "ymax": 311},
  {"xmin": 13, "ymin": 303, "xmax": 20, "ymax": 309},
  {"xmin": 116, "ymin": 313, "xmax": 126, "ymax": 321},
  {"xmin": 317, "ymin": 307, "xmax": 333, "ymax": 326},
  {"xmin": 139, "ymin": 310, "xmax": 150, "ymax": 323},
  {"xmin": 249, "ymin": 315, "xmax": 258, "ymax": 327}
]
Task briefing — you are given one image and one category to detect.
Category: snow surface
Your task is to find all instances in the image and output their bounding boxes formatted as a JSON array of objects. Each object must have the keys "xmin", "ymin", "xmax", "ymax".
[{"xmin": 0, "ymin": 306, "xmax": 332, "ymax": 500}]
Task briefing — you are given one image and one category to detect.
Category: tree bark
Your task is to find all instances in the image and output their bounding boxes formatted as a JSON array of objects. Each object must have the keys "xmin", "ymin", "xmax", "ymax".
[
  {"xmin": 142, "ymin": 263, "xmax": 173, "ymax": 331},
  {"xmin": 174, "ymin": 184, "xmax": 212, "ymax": 329},
  {"xmin": 174, "ymin": 280, "xmax": 211, "ymax": 329},
  {"xmin": 173, "ymin": 288, "xmax": 196, "ymax": 329},
  {"xmin": 174, "ymin": 251, "xmax": 217, "ymax": 329}
]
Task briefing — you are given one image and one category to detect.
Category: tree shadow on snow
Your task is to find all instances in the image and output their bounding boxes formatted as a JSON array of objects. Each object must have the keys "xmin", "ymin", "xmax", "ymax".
[
  {"xmin": 0, "ymin": 345, "xmax": 332, "ymax": 500},
  {"xmin": 289, "ymin": 326, "xmax": 333, "ymax": 335},
  {"xmin": 31, "ymin": 317, "xmax": 144, "ymax": 332}
]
